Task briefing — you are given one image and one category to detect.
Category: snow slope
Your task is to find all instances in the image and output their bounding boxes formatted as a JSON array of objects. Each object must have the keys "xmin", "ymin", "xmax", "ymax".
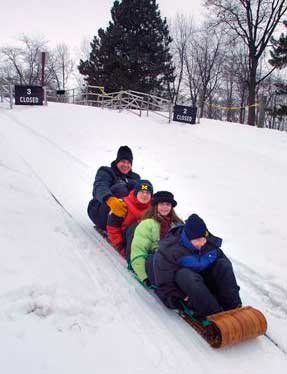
[{"xmin": 0, "ymin": 102, "xmax": 287, "ymax": 373}]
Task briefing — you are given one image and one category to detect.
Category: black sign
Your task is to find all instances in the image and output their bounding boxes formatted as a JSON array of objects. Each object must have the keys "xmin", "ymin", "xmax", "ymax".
[
  {"xmin": 56, "ymin": 90, "xmax": 66, "ymax": 95},
  {"xmin": 173, "ymin": 105, "xmax": 197, "ymax": 124},
  {"xmin": 15, "ymin": 85, "xmax": 44, "ymax": 105}
]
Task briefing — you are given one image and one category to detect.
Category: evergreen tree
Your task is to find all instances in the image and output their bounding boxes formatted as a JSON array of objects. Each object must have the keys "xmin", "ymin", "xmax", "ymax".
[
  {"xmin": 269, "ymin": 21, "xmax": 287, "ymax": 69},
  {"xmin": 78, "ymin": 0, "xmax": 174, "ymax": 94}
]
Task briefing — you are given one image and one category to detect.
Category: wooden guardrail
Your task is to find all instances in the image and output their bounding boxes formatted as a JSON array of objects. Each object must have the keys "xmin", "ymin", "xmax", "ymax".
[
  {"xmin": 46, "ymin": 85, "xmax": 173, "ymax": 123},
  {"xmin": 0, "ymin": 84, "xmax": 13, "ymax": 108}
]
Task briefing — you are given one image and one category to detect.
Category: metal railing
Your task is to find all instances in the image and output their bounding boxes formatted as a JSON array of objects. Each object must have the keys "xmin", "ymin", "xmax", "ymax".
[{"xmin": 46, "ymin": 87, "xmax": 82, "ymax": 104}]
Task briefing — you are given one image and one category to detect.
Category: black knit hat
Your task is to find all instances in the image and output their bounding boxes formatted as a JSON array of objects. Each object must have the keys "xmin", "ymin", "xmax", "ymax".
[
  {"xmin": 184, "ymin": 214, "xmax": 208, "ymax": 240},
  {"xmin": 116, "ymin": 146, "xmax": 133, "ymax": 164},
  {"xmin": 152, "ymin": 191, "xmax": 177, "ymax": 207},
  {"xmin": 134, "ymin": 179, "xmax": 153, "ymax": 196}
]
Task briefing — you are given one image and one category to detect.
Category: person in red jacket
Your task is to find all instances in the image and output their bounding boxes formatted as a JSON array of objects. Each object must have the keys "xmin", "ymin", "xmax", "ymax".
[{"xmin": 107, "ymin": 180, "xmax": 153, "ymax": 257}]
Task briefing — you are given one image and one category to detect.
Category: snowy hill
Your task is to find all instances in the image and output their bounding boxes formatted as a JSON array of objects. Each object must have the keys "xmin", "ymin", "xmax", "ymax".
[{"xmin": 0, "ymin": 102, "xmax": 287, "ymax": 373}]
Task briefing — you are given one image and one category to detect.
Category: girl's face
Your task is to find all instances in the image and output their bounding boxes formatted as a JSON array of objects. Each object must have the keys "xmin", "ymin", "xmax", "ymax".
[
  {"xmin": 157, "ymin": 202, "xmax": 172, "ymax": 216},
  {"xmin": 137, "ymin": 190, "xmax": 152, "ymax": 204}
]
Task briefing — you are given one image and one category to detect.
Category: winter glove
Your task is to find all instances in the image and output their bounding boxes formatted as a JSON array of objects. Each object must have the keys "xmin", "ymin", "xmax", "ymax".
[
  {"xmin": 143, "ymin": 278, "xmax": 156, "ymax": 290},
  {"xmin": 143, "ymin": 278, "xmax": 151, "ymax": 288},
  {"xmin": 126, "ymin": 180, "xmax": 137, "ymax": 191},
  {"xmin": 165, "ymin": 295, "xmax": 184, "ymax": 310},
  {"xmin": 106, "ymin": 196, "xmax": 128, "ymax": 217}
]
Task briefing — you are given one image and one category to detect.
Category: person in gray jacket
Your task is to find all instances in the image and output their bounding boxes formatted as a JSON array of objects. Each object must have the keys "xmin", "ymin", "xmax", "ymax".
[{"xmin": 87, "ymin": 146, "xmax": 140, "ymax": 232}]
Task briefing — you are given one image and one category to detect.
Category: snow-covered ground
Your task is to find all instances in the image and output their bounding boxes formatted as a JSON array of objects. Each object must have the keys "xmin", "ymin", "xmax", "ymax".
[{"xmin": 0, "ymin": 102, "xmax": 286, "ymax": 373}]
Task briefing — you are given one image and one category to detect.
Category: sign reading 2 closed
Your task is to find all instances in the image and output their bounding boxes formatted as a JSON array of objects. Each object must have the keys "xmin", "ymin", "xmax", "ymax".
[
  {"xmin": 173, "ymin": 105, "xmax": 197, "ymax": 124},
  {"xmin": 15, "ymin": 85, "xmax": 44, "ymax": 105}
]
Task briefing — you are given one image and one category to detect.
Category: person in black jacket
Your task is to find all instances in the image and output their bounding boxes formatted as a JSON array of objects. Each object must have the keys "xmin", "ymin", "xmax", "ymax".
[
  {"xmin": 146, "ymin": 214, "xmax": 241, "ymax": 318},
  {"xmin": 87, "ymin": 146, "xmax": 140, "ymax": 231}
]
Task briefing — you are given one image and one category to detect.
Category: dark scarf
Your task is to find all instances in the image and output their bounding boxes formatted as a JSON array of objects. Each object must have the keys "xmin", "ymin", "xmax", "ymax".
[{"xmin": 157, "ymin": 215, "xmax": 173, "ymax": 239}]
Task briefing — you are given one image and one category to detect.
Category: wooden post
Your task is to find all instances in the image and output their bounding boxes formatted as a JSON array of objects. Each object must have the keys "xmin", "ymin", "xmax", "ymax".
[
  {"xmin": 72, "ymin": 89, "xmax": 75, "ymax": 104},
  {"xmin": 119, "ymin": 91, "xmax": 123, "ymax": 110},
  {"xmin": 9, "ymin": 84, "xmax": 13, "ymax": 109},
  {"xmin": 43, "ymin": 86, "xmax": 47, "ymax": 106},
  {"xmin": 147, "ymin": 96, "xmax": 150, "ymax": 116},
  {"xmin": 113, "ymin": 94, "xmax": 116, "ymax": 110},
  {"xmin": 168, "ymin": 101, "xmax": 173, "ymax": 123},
  {"xmin": 196, "ymin": 103, "xmax": 200, "ymax": 124},
  {"xmin": 41, "ymin": 52, "xmax": 47, "ymax": 87},
  {"xmin": 139, "ymin": 97, "xmax": 143, "ymax": 117},
  {"xmin": 85, "ymin": 85, "xmax": 88, "ymax": 106}
]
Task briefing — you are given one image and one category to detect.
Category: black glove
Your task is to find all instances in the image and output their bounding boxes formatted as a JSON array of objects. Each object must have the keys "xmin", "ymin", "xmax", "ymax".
[
  {"xmin": 127, "ymin": 180, "xmax": 137, "ymax": 191},
  {"xmin": 143, "ymin": 278, "xmax": 152, "ymax": 288},
  {"xmin": 165, "ymin": 295, "xmax": 184, "ymax": 310}
]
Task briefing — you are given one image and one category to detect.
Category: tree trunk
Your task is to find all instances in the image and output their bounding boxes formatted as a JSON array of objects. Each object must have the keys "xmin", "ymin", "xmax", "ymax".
[
  {"xmin": 200, "ymin": 99, "xmax": 204, "ymax": 117},
  {"xmin": 239, "ymin": 93, "xmax": 245, "ymax": 124},
  {"xmin": 247, "ymin": 62, "xmax": 257, "ymax": 126},
  {"xmin": 199, "ymin": 91, "xmax": 206, "ymax": 118}
]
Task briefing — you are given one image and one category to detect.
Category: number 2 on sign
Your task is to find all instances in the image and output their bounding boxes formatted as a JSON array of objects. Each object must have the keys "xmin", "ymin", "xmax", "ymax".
[{"xmin": 183, "ymin": 108, "xmax": 187, "ymax": 115}]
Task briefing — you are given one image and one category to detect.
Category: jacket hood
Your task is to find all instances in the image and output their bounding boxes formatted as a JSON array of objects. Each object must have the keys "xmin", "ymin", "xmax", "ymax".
[{"xmin": 161, "ymin": 224, "xmax": 223, "ymax": 252}]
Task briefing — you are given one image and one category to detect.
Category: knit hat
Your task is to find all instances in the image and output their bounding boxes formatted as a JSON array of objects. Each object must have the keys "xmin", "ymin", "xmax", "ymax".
[
  {"xmin": 134, "ymin": 179, "xmax": 153, "ymax": 196},
  {"xmin": 116, "ymin": 146, "xmax": 133, "ymax": 164},
  {"xmin": 152, "ymin": 191, "xmax": 177, "ymax": 207},
  {"xmin": 184, "ymin": 214, "xmax": 208, "ymax": 240}
]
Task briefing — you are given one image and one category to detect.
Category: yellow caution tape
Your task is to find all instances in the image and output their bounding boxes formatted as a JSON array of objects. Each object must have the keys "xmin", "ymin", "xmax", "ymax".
[{"xmin": 206, "ymin": 102, "xmax": 259, "ymax": 110}]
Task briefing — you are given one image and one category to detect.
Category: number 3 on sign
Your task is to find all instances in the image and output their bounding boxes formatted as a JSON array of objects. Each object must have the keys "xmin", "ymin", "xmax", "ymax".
[{"xmin": 27, "ymin": 88, "xmax": 31, "ymax": 95}]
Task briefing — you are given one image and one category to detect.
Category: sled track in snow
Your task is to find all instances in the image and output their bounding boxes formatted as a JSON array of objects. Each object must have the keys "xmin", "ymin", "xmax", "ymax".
[
  {"xmin": 2, "ymin": 109, "xmax": 287, "ymax": 355},
  {"xmin": 0, "ymin": 110, "xmax": 94, "ymax": 176},
  {"xmin": 234, "ymin": 259, "xmax": 287, "ymax": 319}
]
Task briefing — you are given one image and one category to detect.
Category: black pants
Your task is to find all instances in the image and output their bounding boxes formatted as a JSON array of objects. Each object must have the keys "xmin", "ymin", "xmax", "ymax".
[
  {"xmin": 87, "ymin": 199, "xmax": 110, "ymax": 230},
  {"xmin": 124, "ymin": 222, "xmax": 139, "ymax": 263},
  {"xmin": 175, "ymin": 258, "xmax": 241, "ymax": 318}
]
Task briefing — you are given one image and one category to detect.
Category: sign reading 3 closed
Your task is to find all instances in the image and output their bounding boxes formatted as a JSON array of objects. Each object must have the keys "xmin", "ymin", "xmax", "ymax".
[
  {"xmin": 173, "ymin": 105, "xmax": 197, "ymax": 124},
  {"xmin": 15, "ymin": 85, "xmax": 44, "ymax": 105}
]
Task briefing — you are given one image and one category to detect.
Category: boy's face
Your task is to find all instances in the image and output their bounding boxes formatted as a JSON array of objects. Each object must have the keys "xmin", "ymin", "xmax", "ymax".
[
  {"xmin": 191, "ymin": 237, "xmax": 207, "ymax": 250},
  {"xmin": 137, "ymin": 190, "xmax": 152, "ymax": 204}
]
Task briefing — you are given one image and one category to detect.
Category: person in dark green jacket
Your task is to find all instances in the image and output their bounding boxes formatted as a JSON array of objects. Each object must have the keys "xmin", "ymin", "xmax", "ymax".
[
  {"xmin": 130, "ymin": 191, "xmax": 183, "ymax": 285},
  {"xmin": 87, "ymin": 145, "xmax": 140, "ymax": 231}
]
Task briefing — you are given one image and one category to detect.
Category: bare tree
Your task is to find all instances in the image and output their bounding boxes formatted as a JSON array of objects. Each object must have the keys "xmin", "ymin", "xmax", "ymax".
[
  {"xmin": 169, "ymin": 14, "xmax": 193, "ymax": 104},
  {"xmin": 1, "ymin": 45, "xmax": 26, "ymax": 84},
  {"xmin": 220, "ymin": 45, "xmax": 250, "ymax": 123},
  {"xmin": 1, "ymin": 35, "xmax": 48, "ymax": 85},
  {"xmin": 49, "ymin": 43, "xmax": 74, "ymax": 90},
  {"xmin": 72, "ymin": 37, "xmax": 92, "ymax": 89},
  {"xmin": 205, "ymin": 0, "xmax": 287, "ymax": 125},
  {"xmin": 222, "ymin": 54, "xmax": 236, "ymax": 122},
  {"xmin": 184, "ymin": 47, "xmax": 202, "ymax": 107},
  {"xmin": 0, "ymin": 36, "xmax": 75, "ymax": 90},
  {"xmin": 185, "ymin": 26, "xmax": 224, "ymax": 117},
  {"xmin": 21, "ymin": 35, "xmax": 46, "ymax": 85}
]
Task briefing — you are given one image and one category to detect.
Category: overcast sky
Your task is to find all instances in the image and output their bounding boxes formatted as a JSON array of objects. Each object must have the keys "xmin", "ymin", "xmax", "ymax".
[{"xmin": 0, "ymin": 0, "xmax": 204, "ymax": 53}]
